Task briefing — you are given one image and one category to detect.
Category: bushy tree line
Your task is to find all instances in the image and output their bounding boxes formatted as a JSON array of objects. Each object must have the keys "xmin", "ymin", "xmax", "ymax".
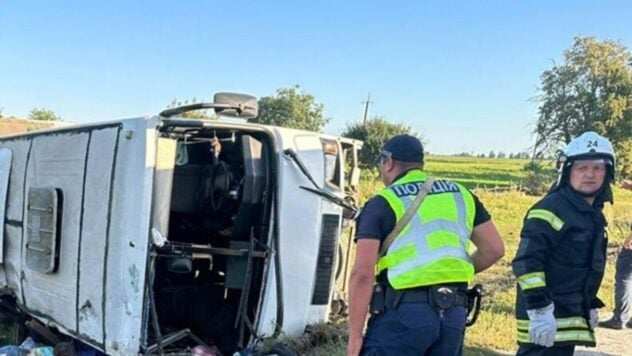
[
  {"xmin": 455, "ymin": 151, "xmax": 532, "ymax": 159},
  {"xmin": 536, "ymin": 36, "xmax": 632, "ymax": 177},
  {"xmin": 28, "ymin": 108, "xmax": 61, "ymax": 121},
  {"xmin": 341, "ymin": 116, "xmax": 418, "ymax": 168},
  {"xmin": 0, "ymin": 107, "xmax": 62, "ymax": 121}
]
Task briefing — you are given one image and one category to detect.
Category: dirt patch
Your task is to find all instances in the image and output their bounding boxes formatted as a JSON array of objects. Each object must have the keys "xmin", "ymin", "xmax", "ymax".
[
  {"xmin": 0, "ymin": 117, "xmax": 57, "ymax": 136},
  {"xmin": 575, "ymin": 321, "xmax": 631, "ymax": 356}
]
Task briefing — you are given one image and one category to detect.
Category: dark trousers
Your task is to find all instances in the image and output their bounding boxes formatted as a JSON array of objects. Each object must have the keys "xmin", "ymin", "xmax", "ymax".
[
  {"xmin": 360, "ymin": 302, "xmax": 466, "ymax": 356},
  {"xmin": 516, "ymin": 344, "xmax": 575, "ymax": 356},
  {"xmin": 612, "ymin": 248, "xmax": 632, "ymax": 321}
]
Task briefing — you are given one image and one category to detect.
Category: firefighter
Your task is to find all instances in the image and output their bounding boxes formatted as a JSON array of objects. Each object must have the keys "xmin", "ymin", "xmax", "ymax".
[
  {"xmin": 512, "ymin": 131, "xmax": 615, "ymax": 355},
  {"xmin": 347, "ymin": 135, "xmax": 505, "ymax": 356}
]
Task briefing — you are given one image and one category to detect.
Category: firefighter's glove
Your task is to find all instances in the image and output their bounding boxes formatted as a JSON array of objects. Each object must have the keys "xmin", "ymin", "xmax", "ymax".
[
  {"xmin": 589, "ymin": 309, "xmax": 599, "ymax": 329},
  {"xmin": 526, "ymin": 303, "xmax": 557, "ymax": 347}
]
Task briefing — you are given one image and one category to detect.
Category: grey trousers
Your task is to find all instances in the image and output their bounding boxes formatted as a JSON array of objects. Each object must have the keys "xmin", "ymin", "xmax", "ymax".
[{"xmin": 612, "ymin": 248, "xmax": 632, "ymax": 321}]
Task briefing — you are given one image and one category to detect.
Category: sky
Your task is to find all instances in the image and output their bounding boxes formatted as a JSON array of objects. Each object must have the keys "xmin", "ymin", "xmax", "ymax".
[{"xmin": 1, "ymin": 1, "xmax": 631, "ymax": 155}]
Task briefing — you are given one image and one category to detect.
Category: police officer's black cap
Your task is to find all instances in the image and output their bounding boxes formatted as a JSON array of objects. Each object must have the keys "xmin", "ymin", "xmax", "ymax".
[{"xmin": 374, "ymin": 135, "xmax": 424, "ymax": 164}]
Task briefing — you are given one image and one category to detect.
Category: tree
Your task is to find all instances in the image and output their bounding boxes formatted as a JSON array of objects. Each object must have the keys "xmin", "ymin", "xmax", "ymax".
[
  {"xmin": 535, "ymin": 36, "xmax": 632, "ymax": 176},
  {"xmin": 28, "ymin": 108, "xmax": 61, "ymax": 121},
  {"xmin": 257, "ymin": 85, "xmax": 329, "ymax": 131},
  {"xmin": 341, "ymin": 116, "xmax": 419, "ymax": 168},
  {"xmin": 488, "ymin": 150, "xmax": 496, "ymax": 158},
  {"xmin": 165, "ymin": 98, "xmax": 217, "ymax": 120}
]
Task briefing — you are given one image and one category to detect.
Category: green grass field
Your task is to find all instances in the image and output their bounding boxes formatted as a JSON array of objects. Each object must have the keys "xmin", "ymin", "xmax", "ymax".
[{"xmin": 425, "ymin": 156, "xmax": 532, "ymax": 189}]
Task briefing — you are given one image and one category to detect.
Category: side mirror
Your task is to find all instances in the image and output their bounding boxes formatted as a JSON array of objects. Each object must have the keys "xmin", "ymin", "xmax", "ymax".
[{"xmin": 214, "ymin": 93, "xmax": 258, "ymax": 119}]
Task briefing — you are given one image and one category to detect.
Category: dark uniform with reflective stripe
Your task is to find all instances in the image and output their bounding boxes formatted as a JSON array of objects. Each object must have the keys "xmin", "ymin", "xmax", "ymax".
[{"xmin": 512, "ymin": 185, "xmax": 607, "ymax": 355}]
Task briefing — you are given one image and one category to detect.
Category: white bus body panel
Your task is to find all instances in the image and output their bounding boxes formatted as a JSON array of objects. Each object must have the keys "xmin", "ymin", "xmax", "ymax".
[
  {"xmin": 256, "ymin": 128, "xmax": 343, "ymax": 337},
  {"xmin": 0, "ymin": 118, "xmax": 157, "ymax": 355}
]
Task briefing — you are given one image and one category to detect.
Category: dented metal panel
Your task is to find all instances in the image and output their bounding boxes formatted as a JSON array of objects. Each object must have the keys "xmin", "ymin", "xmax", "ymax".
[
  {"xmin": 2, "ymin": 225, "xmax": 22, "ymax": 290},
  {"xmin": 77, "ymin": 127, "xmax": 120, "ymax": 344},
  {"xmin": 0, "ymin": 148, "xmax": 11, "ymax": 264},
  {"xmin": 22, "ymin": 132, "xmax": 89, "ymax": 332},
  {"xmin": 102, "ymin": 119, "xmax": 155, "ymax": 355},
  {"xmin": 26, "ymin": 187, "xmax": 60, "ymax": 274},
  {"xmin": 3, "ymin": 140, "xmax": 31, "ymax": 222},
  {"xmin": 0, "ymin": 140, "xmax": 30, "ymax": 293}
]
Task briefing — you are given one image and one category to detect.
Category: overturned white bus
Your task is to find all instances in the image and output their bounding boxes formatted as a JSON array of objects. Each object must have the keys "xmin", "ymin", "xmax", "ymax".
[{"xmin": 0, "ymin": 93, "xmax": 362, "ymax": 355}]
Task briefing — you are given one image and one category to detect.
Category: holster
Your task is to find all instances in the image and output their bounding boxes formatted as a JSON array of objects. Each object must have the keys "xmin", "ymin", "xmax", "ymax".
[
  {"xmin": 369, "ymin": 283, "xmax": 386, "ymax": 315},
  {"xmin": 465, "ymin": 284, "xmax": 483, "ymax": 327}
]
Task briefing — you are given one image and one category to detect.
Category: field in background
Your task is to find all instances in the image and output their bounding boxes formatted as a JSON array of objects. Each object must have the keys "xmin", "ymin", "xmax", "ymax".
[
  {"xmin": 425, "ymin": 156, "xmax": 530, "ymax": 189},
  {"xmin": 357, "ymin": 156, "xmax": 534, "ymax": 201}
]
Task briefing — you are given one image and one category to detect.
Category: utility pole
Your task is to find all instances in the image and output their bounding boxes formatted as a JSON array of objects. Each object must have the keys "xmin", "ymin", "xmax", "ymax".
[{"xmin": 362, "ymin": 93, "xmax": 372, "ymax": 126}]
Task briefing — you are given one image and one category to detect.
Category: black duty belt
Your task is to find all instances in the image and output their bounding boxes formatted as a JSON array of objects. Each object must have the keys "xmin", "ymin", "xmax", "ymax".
[{"xmin": 385, "ymin": 285, "xmax": 469, "ymax": 310}]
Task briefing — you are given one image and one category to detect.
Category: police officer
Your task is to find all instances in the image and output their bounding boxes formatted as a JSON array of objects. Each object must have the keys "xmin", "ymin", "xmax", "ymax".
[
  {"xmin": 512, "ymin": 131, "xmax": 615, "ymax": 355},
  {"xmin": 347, "ymin": 135, "xmax": 505, "ymax": 356}
]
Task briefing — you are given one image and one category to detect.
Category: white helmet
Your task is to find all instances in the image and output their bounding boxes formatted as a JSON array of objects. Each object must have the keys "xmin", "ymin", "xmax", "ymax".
[{"xmin": 557, "ymin": 131, "xmax": 616, "ymax": 181}]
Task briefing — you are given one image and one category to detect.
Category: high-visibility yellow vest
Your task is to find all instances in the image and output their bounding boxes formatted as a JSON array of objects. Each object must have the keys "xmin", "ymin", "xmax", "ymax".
[{"xmin": 376, "ymin": 170, "xmax": 476, "ymax": 289}]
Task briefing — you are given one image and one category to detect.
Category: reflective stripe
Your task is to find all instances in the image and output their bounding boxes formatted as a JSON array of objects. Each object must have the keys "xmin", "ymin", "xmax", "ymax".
[
  {"xmin": 557, "ymin": 317, "xmax": 589, "ymax": 329},
  {"xmin": 517, "ymin": 272, "xmax": 546, "ymax": 290},
  {"xmin": 376, "ymin": 171, "xmax": 475, "ymax": 289},
  {"xmin": 517, "ymin": 317, "xmax": 589, "ymax": 331},
  {"xmin": 517, "ymin": 331, "xmax": 530, "ymax": 343},
  {"xmin": 555, "ymin": 330, "xmax": 595, "ymax": 342},
  {"xmin": 517, "ymin": 316, "xmax": 594, "ymax": 344},
  {"xmin": 376, "ymin": 243, "xmax": 416, "ymax": 272},
  {"xmin": 526, "ymin": 209, "xmax": 565, "ymax": 231},
  {"xmin": 517, "ymin": 330, "xmax": 595, "ymax": 344},
  {"xmin": 379, "ymin": 212, "xmax": 472, "ymax": 275}
]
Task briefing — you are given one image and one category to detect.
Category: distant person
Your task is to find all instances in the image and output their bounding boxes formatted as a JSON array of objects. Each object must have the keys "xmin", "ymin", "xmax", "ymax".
[
  {"xmin": 347, "ymin": 134, "xmax": 505, "ymax": 356},
  {"xmin": 512, "ymin": 131, "xmax": 615, "ymax": 355},
  {"xmin": 598, "ymin": 179, "xmax": 632, "ymax": 330}
]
